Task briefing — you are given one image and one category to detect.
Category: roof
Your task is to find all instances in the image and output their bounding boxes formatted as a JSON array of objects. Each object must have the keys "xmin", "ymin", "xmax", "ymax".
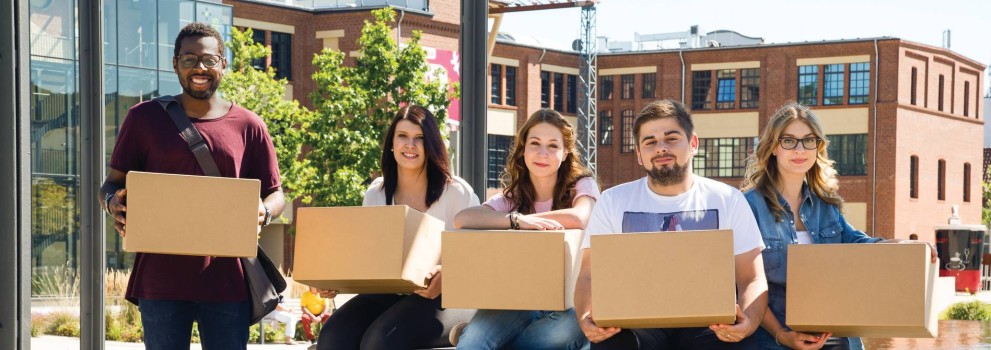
[{"xmin": 488, "ymin": 0, "xmax": 597, "ymax": 14}]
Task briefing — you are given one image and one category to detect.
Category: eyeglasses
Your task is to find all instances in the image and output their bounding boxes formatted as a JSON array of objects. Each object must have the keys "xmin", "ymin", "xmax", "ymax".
[
  {"xmin": 778, "ymin": 137, "xmax": 820, "ymax": 150},
  {"xmin": 175, "ymin": 54, "xmax": 223, "ymax": 68}
]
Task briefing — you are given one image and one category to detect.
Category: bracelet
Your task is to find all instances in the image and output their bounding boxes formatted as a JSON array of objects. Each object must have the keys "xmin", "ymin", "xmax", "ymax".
[
  {"xmin": 509, "ymin": 211, "xmax": 520, "ymax": 230},
  {"xmin": 104, "ymin": 192, "xmax": 116, "ymax": 217}
]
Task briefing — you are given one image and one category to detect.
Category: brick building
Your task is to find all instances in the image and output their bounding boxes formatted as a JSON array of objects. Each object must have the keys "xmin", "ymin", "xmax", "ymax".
[{"xmin": 225, "ymin": 0, "xmax": 985, "ymax": 242}]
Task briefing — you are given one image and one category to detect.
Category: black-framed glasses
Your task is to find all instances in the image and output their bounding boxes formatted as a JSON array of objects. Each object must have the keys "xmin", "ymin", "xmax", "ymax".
[
  {"xmin": 778, "ymin": 137, "xmax": 820, "ymax": 150},
  {"xmin": 175, "ymin": 54, "xmax": 223, "ymax": 68}
]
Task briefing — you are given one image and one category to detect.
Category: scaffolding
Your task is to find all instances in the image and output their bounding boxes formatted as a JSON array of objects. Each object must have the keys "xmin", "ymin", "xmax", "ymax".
[{"xmin": 576, "ymin": 5, "xmax": 597, "ymax": 175}]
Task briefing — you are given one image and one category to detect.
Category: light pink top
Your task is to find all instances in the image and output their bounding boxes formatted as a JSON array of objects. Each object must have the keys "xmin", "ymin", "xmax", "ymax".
[{"xmin": 483, "ymin": 177, "xmax": 600, "ymax": 214}]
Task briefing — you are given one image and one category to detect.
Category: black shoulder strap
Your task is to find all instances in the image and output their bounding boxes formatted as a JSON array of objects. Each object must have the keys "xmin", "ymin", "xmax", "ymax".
[{"xmin": 155, "ymin": 95, "xmax": 222, "ymax": 177}]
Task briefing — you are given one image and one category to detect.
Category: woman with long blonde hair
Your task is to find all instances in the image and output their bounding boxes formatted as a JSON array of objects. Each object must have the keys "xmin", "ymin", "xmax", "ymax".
[
  {"xmin": 450, "ymin": 108, "xmax": 598, "ymax": 349},
  {"xmin": 741, "ymin": 103, "xmax": 934, "ymax": 350}
]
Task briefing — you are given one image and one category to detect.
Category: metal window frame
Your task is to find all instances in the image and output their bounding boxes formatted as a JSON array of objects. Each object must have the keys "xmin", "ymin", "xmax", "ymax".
[
  {"xmin": 740, "ymin": 68, "xmax": 759, "ymax": 109},
  {"xmin": 691, "ymin": 70, "xmax": 712, "ymax": 110},
  {"xmin": 1, "ymin": 0, "xmax": 31, "ymax": 348},
  {"xmin": 490, "ymin": 63, "xmax": 502, "ymax": 104},
  {"xmin": 620, "ymin": 109, "xmax": 634, "ymax": 153},
  {"xmin": 797, "ymin": 65, "xmax": 819, "ymax": 106},
  {"xmin": 641, "ymin": 72, "xmax": 656, "ymax": 99},
  {"xmin": 599, "ymin": 75, "xmax": 613, "ymax": 100},
  {"xmin": 504, "ymin": 65, "xmax": 516, "ymax": 106},
  {"xmin": 598, "ymin": 110, "xmax": 613, "ymax": 145},
  {"xmin": 620, "ymin": 74, "xmax": 634, "ymax": 100}
]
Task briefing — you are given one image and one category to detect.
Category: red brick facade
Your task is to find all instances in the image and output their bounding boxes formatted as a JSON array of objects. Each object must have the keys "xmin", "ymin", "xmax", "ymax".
[{"xmin": 225, "ymin": 0, "xmax": 985, "ymax": 240}]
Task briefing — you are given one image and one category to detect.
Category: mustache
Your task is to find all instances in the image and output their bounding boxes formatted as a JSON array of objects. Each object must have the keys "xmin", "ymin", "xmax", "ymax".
[{"xmin": 651, "ymin": 155, "xmax": 676, "ymax": 162}]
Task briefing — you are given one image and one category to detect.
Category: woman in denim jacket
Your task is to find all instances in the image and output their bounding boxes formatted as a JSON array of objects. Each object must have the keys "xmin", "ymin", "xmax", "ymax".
[{"xmin": 740, "ymin": 103, "xmax": 934, "ymax": 350}]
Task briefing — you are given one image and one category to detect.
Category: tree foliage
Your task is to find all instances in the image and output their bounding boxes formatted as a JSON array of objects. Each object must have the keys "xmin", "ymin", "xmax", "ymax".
[
  {"xmin": 220, "ymin": 27, "xmax": 314, "ymax": 204},
  {"xmin": 305, "ymin": 8, "xmax": 458, "ymax": 207}
]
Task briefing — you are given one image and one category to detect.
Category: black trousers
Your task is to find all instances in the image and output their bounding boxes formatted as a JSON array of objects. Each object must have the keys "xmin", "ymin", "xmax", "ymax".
[
  {"xmin": 591, "ymin": 327, "xmax": 758, "ymax": 350},
  {"xmin": 317, "ymin": 294, "xmax": 474, "ymax": 350}
]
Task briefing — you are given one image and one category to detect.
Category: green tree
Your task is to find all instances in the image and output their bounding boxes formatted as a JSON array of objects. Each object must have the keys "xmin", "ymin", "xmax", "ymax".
[
  {"xmin": 983, "ymin": 166, "xmax": 991, "ymax": 226},
  {"xmin": 219, "ymin": 28, "xmax": 314, "ymax": 203},
  {"xmin": 305, "ymin": 8, "xmax": 458, "ymax": 207}
]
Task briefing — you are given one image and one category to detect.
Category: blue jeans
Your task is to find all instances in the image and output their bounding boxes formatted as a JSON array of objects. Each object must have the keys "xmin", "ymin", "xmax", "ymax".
[
  {"xmin": 456, "ymin": 308, "xmax": 588, "ymax": 350},
  {"xmin": 139, "ymin": 298, "xmax": 250, "ymax": 350}
]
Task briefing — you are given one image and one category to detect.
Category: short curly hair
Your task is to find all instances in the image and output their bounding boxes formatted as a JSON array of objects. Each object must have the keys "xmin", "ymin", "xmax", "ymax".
[{"xmin": 173, "ymin": 22, "xmax": 225, "ymax": 57}]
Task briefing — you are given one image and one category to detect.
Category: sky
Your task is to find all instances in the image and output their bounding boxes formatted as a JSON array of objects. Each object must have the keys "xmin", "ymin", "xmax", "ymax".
[{"xmin": 497, "ymin": 0, "xmax": 991, "ymax": 77}]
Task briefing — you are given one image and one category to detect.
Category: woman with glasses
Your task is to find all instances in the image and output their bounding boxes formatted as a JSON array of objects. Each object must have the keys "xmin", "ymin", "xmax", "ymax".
[{"xmin": 740, "ymin": 103, "xmax": 934, "ymax": 350}]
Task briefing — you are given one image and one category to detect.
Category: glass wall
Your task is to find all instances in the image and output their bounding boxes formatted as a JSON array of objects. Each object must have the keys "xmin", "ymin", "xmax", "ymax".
[{"xmin": 28, "ymin": 0, "xmax": 231, "ymax": 304}]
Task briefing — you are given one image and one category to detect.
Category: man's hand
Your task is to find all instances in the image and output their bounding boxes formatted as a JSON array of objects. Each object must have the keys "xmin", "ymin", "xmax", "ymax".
[
  {"xmin": 109, "ymin": 189, "xmax": 128, "ymax": 237},
  {"xmin": 318, "ymin": 290, "xmax": 338, "ymax": 299},
  {"xmin": 578, "ymin": 312, "xmax": 620, "ymax": 343},
  {"xmin": 414, "ymin": 265, "xmax": 443, "ymax": 299},
  {"xmin": 709, "ymin": 304, "xmax": 754, "ymax": 343},
  {"xmin": 775, "ymin": 330, "xmax": 831, "ymax": 350}
]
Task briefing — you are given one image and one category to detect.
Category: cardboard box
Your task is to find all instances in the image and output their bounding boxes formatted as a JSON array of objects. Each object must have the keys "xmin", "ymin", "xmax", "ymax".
[
  {"xmin": 124, "ymin": 171, "xmax": 260, "ymax": 257},
  {"xmin": 441, "ymin": 229, "xmax": 584, "ymax": 311},
  {"xmin": 293, "ymin": 206, "xmax": 445, "ymax": 294},
  {"xmin": 590, "ymin": 230, "xmax": 736, "ymax": 328},
  {"xmin": 786, "ymin": 244, "xmax": 938, "ymax": 338}
]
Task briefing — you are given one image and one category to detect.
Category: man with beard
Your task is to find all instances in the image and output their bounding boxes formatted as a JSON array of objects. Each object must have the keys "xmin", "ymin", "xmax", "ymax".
[
  {"xmin": 573, "ymin": 100, "xmax": 767, "ymax": 349},
  {"xmin": 98, "ymin": 23, "xmax": 284, "ymax": 349}
]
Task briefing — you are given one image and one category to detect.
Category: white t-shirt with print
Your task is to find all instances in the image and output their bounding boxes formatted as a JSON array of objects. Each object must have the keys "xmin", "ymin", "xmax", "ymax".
[
  {"xmin": 363, "ymin": 176, "xmax": 480, "ymax": 230},
  {"xmin": 582, "ymin": 176, "xmax": 764, "ymax": 255}
]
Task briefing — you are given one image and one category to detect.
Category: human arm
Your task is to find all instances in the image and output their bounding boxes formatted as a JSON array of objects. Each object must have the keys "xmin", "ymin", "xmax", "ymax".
[
  {"xmin": 574, "ymin": 248, "xmax": 621, "ymax": 343},
  {"xmin": 759, "ymin": 308, "xmax": 830, "ymax": 350},
  {"xmin": 101, "ymin": 168, "xmax": 128, "ymax": 237}
]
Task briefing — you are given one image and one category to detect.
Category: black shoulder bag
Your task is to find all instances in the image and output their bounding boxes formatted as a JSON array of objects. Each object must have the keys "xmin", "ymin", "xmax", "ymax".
[{"xmin": 155, "ymin": 95, "xmax": 287, "ymax": 325}]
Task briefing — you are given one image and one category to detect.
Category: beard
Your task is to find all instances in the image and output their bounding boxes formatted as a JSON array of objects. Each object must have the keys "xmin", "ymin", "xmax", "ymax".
[
  {"xmin": 644, "ymin": 156, "xmax": 689, "ymax": 187},
  {"xmin": 181, "ymin": 76, "xmax": 219, "ymax": 100}
]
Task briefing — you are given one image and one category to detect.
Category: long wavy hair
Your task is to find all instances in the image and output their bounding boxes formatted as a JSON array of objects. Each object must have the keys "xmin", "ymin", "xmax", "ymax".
[
  {"xmin": 380, "ymin": 105, "xmax": 451, "ymax": 208},
  {"xmin": 740, "ymin": 103, "xmax": 842, "ymax": 222},
  {"xmin": 500, "ymin": 109, "xmax": 594, "ymax": 214}
]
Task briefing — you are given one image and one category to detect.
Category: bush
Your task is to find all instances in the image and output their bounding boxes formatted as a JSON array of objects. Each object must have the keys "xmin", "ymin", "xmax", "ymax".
[
  {"xmin": 249, "ymin": 322, "xmax": 284, "ymax": 343},
  {"xmin": 942, "ymin": 300, "xmax": 991, "ymax": 321},
  {"xmin": 31, "ymin": 314, "xmax": 48, "ymax": 337},
  {"xmin": 45, "ymin": 312, "xmax": 80, "ymax": 337}
]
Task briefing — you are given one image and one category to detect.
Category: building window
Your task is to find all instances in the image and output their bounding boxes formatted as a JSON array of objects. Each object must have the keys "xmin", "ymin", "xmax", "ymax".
[
  {"xmin": 692, "ymin": 71, "xmax": 712, "ymax": 110},
  {"xmin": 693, "ymin": 137, "xmax": 757, "ymax": 178},
  {"xmin": 490, "ymin": 64, "xmax": 502, "ymax": 105},
  {"xmin": 827, "ymin": 134, "xmax": 867, "ymax": 175},
  {"xmin": 540, "ymin": 71, "xmax": 550, "ymax": 108},
  {"xmin": 567, "ymin": 74, "xmax": 577, "ymax": 114},
  {"xmin": 621, "ymin": 109, "xmax": 635, "ymax": 153},
  {"xmin": 938, "ymin": 74, "xmax": 945, "ymax": 112},
  {"xmin": 554, "ymin": 73, "xmax": 564, "ymax": 112},
  {"xmin": 910, "ymin": 155, "xmax": 919, "ymax": 199},
  {"xmin": 270, "ymin": 31, "xmax": 292, "ymax": 80},
  {"xmin": 964, "ymin": 163, "xmax": 972, "ymax": 202},
  {"xmin": 600, "ymin": 75, "xmax": 613, "ymax": 100},
  {"xmin": 740, "ymin": 68, "xmax": 759, "ymax": 109},
  {"xmin": 910, "ymin": 67, "xmax": 918, "ymax": 105},
  {"xmin": 848, "ymin": 62, "xmax": 870, "ymax": 104},
  {"xmin": 716, "ymin": 69, "xmax": 737, "ymax": 110},
  {"xmin": 599, "ymin": 110, "xmax": 613, "ymax": 145},
  {"xmin": 938, "ymin": 159, "xmax": 946, "ymax": 201},
  {"xmin": 505, "ymin": 66, "xmax": 517, "ymax": 106},
  {"xmin": 249, "ymin": 28, "xmax": 266, "ymax": 70},
  {"xmin": 798, "ymin": 65, "xmax": 818, "ymax": 106},
  {"xmin": 487, "ymin": 135, "xmax": 514, "ymax": 189},
  {"xmin": 823, "ymin": 64, "xmax": 844, "ymax": 105},
  {"xmin": 964, "ymin": 81, "xmax": 970, "ymax": 117},
  {"xmin": 621, "ymin": 74, "xmax": 634, "ymax": 100},
  {"xmin": 642, "ymin": 73, "xmax": 656, "ymax": 99}
]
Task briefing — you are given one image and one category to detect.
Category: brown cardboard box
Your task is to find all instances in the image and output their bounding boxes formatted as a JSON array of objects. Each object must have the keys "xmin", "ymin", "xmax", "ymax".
[
  {"xmin": 441, "ymin": 229, "xmax": 584, "ymax": 311},
  {"xmin": 293, "ymin": 206, "xmax": 445, "ymax": 294},
  {"xmin": 786, "ymin": 244, "xmax": 938, "ymax": 338},
  {"xmin": 591, "ymin": 230, "xmax": 736, "ymax": 328},
  {"xmin": 124, "ymin": 171, "xmax": 260, "ymax": 257}
]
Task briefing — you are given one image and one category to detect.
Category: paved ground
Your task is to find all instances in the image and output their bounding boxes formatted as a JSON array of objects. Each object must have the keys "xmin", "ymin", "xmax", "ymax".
[{"xmin": 31, "ymin": 336, "xmax": 318, "ymax": 350}]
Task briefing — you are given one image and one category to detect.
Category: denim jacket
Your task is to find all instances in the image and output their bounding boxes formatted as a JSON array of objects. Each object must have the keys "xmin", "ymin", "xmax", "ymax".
[{"xmin": 743, "ymin": 185, "xmax": 882, "ymax": 350}]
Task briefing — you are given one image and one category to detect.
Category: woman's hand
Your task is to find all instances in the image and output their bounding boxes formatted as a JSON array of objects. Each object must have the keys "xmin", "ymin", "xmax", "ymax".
[
  {"xmin": 414, "ymin": 265, "xmax": 443, "ymax": 299},
  {"xmin": 318, "ymin": 289, "xmax": 338, "ymax": 299},
  {"xmin": 517, "ymin": 215, "xmax": 564, "ymax": 230}
]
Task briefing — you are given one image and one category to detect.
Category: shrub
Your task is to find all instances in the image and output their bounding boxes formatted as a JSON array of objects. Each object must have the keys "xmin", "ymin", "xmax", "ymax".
[
  {"xmin": 248, "ymin": 322, "xmax": 284, "ymax": 343},
  {"xmin": 31, "ymin": 313, "xmax": 48, "ymax": 337},
  {"xmin": 45, "ymin": 312, "xmax": 80, "ymax": 337},
  {"xmin": 942, "ymin": 300, "xmax": 991, "ymax": 321}
]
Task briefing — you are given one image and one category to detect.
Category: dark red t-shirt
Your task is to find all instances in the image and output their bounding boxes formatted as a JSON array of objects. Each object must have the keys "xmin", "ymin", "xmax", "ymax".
[{"xmin": 110, "ymin": 99, "xmax": 281, "ymax": 303}]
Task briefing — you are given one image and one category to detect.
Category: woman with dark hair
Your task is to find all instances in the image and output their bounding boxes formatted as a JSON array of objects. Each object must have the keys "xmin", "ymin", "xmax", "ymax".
[
  {"xmin": 449, "ymin": 109, "xmax": 597, "ymax": 350},
  {"xmin": 317, "ymin": 105, "xmax": 479, "ymax": 350},
  {"xmin": 741, "ymin": 103, "xmax": 935, "ymax": 350}
]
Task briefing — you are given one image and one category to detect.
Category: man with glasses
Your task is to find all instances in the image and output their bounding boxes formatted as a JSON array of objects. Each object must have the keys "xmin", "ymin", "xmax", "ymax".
[
  {"xmin": 574, "ymin": 99, "xmax": 768, "ymax": 349},
  {"xmin": 98, "ymin": 22, "xmax": 285, "ymax": 349}
]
